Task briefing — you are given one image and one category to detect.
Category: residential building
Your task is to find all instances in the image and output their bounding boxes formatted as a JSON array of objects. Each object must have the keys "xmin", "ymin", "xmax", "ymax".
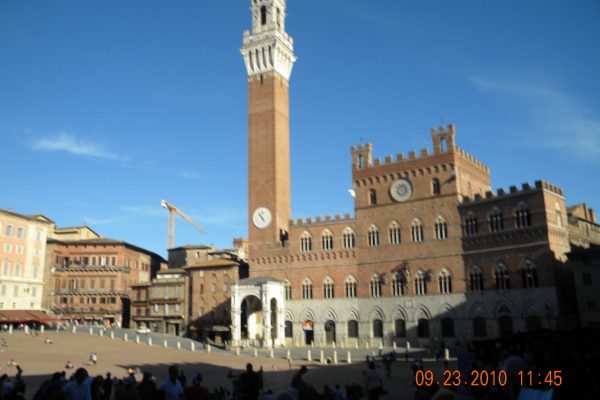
[{"xmin": 0, "ymin": 209, "xmax": 53, "ymax": 311}]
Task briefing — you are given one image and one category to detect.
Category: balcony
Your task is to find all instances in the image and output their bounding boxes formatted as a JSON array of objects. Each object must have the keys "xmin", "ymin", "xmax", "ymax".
[{"xmin": 53, "ymin": 264, "xmax": 131, "ymax": 273}]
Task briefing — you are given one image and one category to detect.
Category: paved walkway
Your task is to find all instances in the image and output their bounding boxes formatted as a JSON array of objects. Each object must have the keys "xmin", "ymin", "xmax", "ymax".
[{"xmin": 1, "ymin": 331, "xmax": 456, "ymax": 400}]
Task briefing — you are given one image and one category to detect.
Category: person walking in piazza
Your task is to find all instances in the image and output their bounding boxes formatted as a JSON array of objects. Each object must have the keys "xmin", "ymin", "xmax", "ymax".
[
  {"xmin": 238, "ymin": 363, "xmax": 260, "ymax": 400},
  {"xmin": 62, "ymin": 368, "xmax": 94, "ymax": 400},
  {"xmin": 364, "ymin": 362, "xmax": 384, "ymax": 400},
  {"xmin": 158, "ymin": 365, "xmax": 183, "ymax": 400}
]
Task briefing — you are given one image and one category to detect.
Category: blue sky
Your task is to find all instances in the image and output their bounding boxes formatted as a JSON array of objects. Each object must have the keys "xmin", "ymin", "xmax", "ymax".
[{"xmin": 1, "ymin": 0, "xmax": 599, "ymax": 258}]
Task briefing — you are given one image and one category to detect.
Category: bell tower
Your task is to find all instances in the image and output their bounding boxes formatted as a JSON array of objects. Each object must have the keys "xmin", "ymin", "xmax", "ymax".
[{"xmin": 242, "ymin": 0, "xmax": 296, "ymax": 256}]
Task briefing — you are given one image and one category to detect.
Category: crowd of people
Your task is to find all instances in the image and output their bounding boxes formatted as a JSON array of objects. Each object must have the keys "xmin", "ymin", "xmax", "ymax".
[{"xmin": 21, "ymin": 360, "xmax": 389, "ymax": 400}]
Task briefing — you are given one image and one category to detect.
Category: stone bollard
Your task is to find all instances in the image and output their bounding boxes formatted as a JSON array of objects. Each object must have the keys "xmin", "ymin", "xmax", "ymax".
[
  {"xmin": 72, "ymin": 326, "xmax": 76, "ymax": 334},
  {"xmin": 148, "ymin": 337, "xmax": 152, "ymax": 346},
  {"xmin": 332, "ymin": 341, "xmax": 336, "ymax": 349},
  {"xmin": 307, "ymin": 349, "xmax": 312, "ymax": 362},
  {"xmin": 319, "ymin": 350, "xmax": 324, "ymax": 364},
  {"xmin": 99, "ymin": 329, "xmax": 103, "ymax": 337},
  {"xmin": 207, "ymin": 344, "xmax": 212, "ymax": 353},
  {"xmin": 286, "ymin": 349, "xmax": 291, "ymax": 360},
  {"xmin": 177, "ymin": 341, "xmax": 181, "ymax": 350},
  {"xmin": 236, "ymin": 348, "xmax": 240, "ymax": 356},
  {"xmin": 270, "ymin": 348, "xmax": 274, "ymax": 358},
  {"xmin": 56, "ymin": 326, "xmax": 60, "ymax": 334},
  {"xmin": 347, "ymin": 351, "xmax": 352, "ymax": 364},
  {"xmin": 393, "ymin": 342, "xmax": 397, "ymax": 350},
  {"xmin": 41, "ymin": 325, "xmax": 45, "ymax": 333},
  {"xmin": 8, "ymin": 325, "xmax": 12, "ymax": 335},
  {"xmin": 89, "ymin": 327, "xmax": 93, "ymax": 335},
  {"xmin": 191, "ymin": 342, "xmax": 195, "ymax": 352},
  {"xmin": 253, "ymin": 348, "xmax": 257, "ymax": 357},
  {"xmin": 333, "ymin": 350, "xmax": 338, "ymax": 364},
  {"xmin": 164, "ymin": 339, "xmax": 168, "ymax": 348},
  {"xmin": 379, "ymin": 341, "xmax": 383, "ymax": 350},
  {"xmin": 136, "ymin": 335, "xmax": 140, "ymax": 344},
  {"xmin": 124, "ymin": 333, "xmax": 128, "ymax": 342},
  {"xmin": 311, "ymin": 341, "xmax": 314, "ymax": 348},
  {"xmin": 444, "ymin": 348, "xmax": 450, "ymax": 361},
  {"xmin": 355, "ymin": 341, "xmax": 359, "ymax": 349},
  {"xmin": 110, "ymin": 331, "xmax": 115, "ymax": 339}
]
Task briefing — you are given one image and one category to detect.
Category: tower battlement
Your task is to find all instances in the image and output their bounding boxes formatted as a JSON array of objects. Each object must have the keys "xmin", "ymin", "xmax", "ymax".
[
  {"xmin": 462, "ymin": 180, "xmax": 564, "ymax": 204},
  {"xmin": 288, "ymin": 213, "xmax": 354, "ymax": 227}
]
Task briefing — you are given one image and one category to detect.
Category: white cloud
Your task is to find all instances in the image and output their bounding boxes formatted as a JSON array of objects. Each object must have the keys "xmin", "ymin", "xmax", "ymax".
[
  {"xmin": 470, "ymin": 76, "xmax": 600, "ymax": 162},
  {"xmin": 178, "ymin": 171, "xmax": 205, "ymax": 180},
  {"xmin": 29, "ymin": 132, "xmax": 128, "ymax": 161}
]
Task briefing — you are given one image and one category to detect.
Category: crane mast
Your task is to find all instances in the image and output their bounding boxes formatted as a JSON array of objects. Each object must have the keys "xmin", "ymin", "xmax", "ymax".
[{"xmin": 160, "ymin": 200, "xmax": 206, "ymax": 249}]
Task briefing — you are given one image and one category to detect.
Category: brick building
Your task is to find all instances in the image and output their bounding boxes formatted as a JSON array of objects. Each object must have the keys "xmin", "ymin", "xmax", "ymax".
[
  {"xmin": 231, "ymin": 0, "xmax": 599, "ymax": 347},
  {"xmin": 131, "ymin": 243, "xmax": 248, "ymax": 340},
  {"xmin": 47, "ymin": 233, "xmax": 164, "ymax": 327}
]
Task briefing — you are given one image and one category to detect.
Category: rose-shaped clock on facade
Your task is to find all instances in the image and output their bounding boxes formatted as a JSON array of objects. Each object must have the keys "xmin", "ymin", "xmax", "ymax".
[{"xmin": 390, "ymin": 178, "xmax": 413, "ymax": 202}]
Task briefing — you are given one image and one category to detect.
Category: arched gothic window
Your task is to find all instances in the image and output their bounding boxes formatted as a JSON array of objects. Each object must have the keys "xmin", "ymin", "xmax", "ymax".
[
  {"xmin": 465, "ymin": 212, "xmax": 479, "ymax": 236},
  {"xmin": 515, "ymin": 203, "xmax": 531, "ymax": 228},
  {"xmin": 490, "ymin": 208, "xmax": 504, "ymax": 232},
  {"xmin": 302, "ymin": 278, "xmax": 313, "ymax": 299},
  {"xmin": 432, "ymin": 178, "xmax": 441, "ymax": 195},
  {"xmin": 323, "ymin": 277, "xmax": 335, "ymax": 299},
  {"xmin": 368, "ymin": 225, "xmax": 380, "ymax": 247},
  {"xmin": 283, "ymin": 280, "xmax": 292, "ymax": 300},
  {"xmin": 343, "ymin": 227, "xmax": 356, "ymax": 249},
  {"xmin": 435, "ymin": 216, "xmax": 448, "ymax": 240},
  {"xmin": 389, "ymin": 222, "xmax": 401, "ymax": 245},
  {"xmin": 321, "ymin": 230, "xmax": 333, "ymax": 251},
  {"xmin": 415, "ymin": 271, "xmax": 427, "ymax": 295},
  {"xmin": 392, "ymin": 272, "xmax": 406, "ymax": 296},
  {"xmin": 345, "ymin": 276, "xmax": 357, "ymax": 298},
  {"xmin": 522, "ymin": 261, "xmax": 538, "ymax": 288},
  {"xmin": 370, "ymin": 275, "xmax": 382, "ymax": 298},
  {"xmin": 469, "ymin": 266, "xmax": 483, "ymax": 292},
  {"xmin": 411, "ymin": 220, "xmax": 424, "ymax": 243},
  {"xmin": 369, "ymin": 189, "xmax": 377, "ymax": 205},
  {"xmin": 495, "ymin": 263, "xmax": 510, "ymax": 290},
  {"xmin": 300, "ymin": 232, "xmax": 312, "ymax": 252},
  {"xmin": 439, "ymin": 269, "xmax": 452, "ymax": 294}
]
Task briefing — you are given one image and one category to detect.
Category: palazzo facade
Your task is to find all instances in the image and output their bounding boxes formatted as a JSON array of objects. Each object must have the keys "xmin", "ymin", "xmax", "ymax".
[{"xmin": 232, "ymin": 0, "xmax": 597, "ymax": 348}]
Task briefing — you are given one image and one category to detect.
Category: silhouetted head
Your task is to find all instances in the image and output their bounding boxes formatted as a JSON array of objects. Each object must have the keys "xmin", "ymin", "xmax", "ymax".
[
  {"xmin": 168, "ymin": 365, "xmax": 179, "ymax": 381},
  {"xmin": 246, "ymin": 363, "xmax": 253, "ymax": 373},
  {"xmin": 74, "ymin": 368, "xmax": 88, "ymax": 384}
]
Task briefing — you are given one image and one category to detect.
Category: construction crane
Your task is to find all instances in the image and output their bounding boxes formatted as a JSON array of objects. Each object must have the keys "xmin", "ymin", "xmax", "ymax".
[{"xmin": 160, "ymin": 200, "xmax": 206, "ymax": 249}]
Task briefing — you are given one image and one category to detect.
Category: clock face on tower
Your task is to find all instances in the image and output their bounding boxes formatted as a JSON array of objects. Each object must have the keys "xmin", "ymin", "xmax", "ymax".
[
  {"xmin": 390, "ymin": 178, "xmax": 413, "ymax": 202},
  {"xmin": 252, "ymin": 207, "xmax": 272, "ymax": 229}
]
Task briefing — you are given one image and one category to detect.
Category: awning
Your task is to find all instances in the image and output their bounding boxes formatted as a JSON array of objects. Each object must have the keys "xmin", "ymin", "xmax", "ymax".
[{"xmin": 0, "ymin": 310, "xmax": 59, "ymax": 323}]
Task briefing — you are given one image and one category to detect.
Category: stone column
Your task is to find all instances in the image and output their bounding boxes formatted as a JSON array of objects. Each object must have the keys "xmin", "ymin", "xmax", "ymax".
[
  {"xmin": 276, "ymin": 306, "xmax": 285, "ymax": 347},
  {"xmin": 262, "ymin": 303, "xmax": 272, "ymax": 348},
  {"xmin": 231, "ymin": 295, "xmax": 242, "ymax": 347}
]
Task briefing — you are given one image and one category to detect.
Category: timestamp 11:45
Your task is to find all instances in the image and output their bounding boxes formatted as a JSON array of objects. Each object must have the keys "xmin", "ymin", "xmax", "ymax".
[{"xmin": 518, "ymin": 370, "xmax": 563, "ymax": 387}]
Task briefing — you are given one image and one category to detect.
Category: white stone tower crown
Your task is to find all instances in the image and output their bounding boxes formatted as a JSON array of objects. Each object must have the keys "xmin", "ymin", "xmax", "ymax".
[{"xmin": 241, "ymin": 0, "xmax": 296, "ymax": 80}]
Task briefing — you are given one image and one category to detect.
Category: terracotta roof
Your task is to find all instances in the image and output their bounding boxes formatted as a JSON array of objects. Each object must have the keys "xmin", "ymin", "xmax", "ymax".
[{"xmin": 0, "ymin": 209, "xmax": 54, "ymax": 224}]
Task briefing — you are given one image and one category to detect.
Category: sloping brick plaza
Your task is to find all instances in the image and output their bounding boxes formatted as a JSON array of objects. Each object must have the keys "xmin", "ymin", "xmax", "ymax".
[{"xmin": 1, "ymin": 330, "xmax": 453, "ymax": 400}]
